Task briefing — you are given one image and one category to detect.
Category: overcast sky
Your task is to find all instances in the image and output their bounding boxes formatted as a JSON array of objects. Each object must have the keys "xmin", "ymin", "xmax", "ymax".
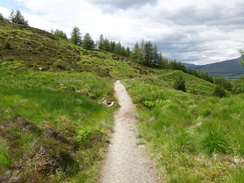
[{"xmin": 1, "ymin": 0, "xmax": 244, "ymax": 65}]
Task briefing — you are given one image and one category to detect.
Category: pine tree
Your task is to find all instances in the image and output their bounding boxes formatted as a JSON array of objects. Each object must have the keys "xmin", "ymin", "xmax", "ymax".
[
  {"xmin": 98, "ymin": 34, "xmax": 104, "ymax": 50},
  {"xmin": 115, "ymin": 42, "xmax": 122, "ymax": 55},
  {"xmin": 52, "ymin": 29, "xmax": 68, "ymax": 40},
  {"xmin": 82, "ymin": 33, "xmax": 94, "ymax": 50},
  {"xmin": 0, "ymin": 13, "xmax": 4, "ymax": 21},
  {"xmin": 144, "ymin": 41, "xmax": 154, "ymax": 65},
  {"xmin": 152, "ymin": 44, "xmax": 160, "ymax": 66},
  {"xmin": 110, "ymin": 41, "xmax": 116, "ymax": 52},
  {"xmin": 103, "ymin": 38, "xmax": 111, "ymax": 51},
  {"xmin": 9, "ymin": 9, "xmax": 28, "ymax": 25},
  {"xmin": 70, "ymin": 27, "xmax": 82, "ymax": 45}
]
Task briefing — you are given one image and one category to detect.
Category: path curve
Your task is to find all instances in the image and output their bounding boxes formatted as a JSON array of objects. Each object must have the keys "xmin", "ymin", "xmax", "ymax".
[{"xmin": 100, "ymin": 80, "xmax": 159, "ymax": 183}]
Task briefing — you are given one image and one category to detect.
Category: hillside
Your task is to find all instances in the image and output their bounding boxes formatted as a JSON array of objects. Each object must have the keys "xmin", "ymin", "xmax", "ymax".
[
  {"xmin": 184, "ymin": 57, "xmax": 244, "ymax": 78},
  {"xmin": 0, "ymin": 21, "xmax": 243, "ymax": 183}
]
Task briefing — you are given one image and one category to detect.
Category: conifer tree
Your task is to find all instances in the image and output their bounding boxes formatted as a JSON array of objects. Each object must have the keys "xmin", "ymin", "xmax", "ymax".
[
  {"xmin": 144, "ymin": 41, "xmax": 154, "ymax": 65},
  {"xmin": 103, "ymin": 38, "xmax": 111, "ymax": 51},
  {"xmin": 9, "ymin": 9, "xmax": 28, "ymax": 25},
  {"xmin": 131, "ymin": 42, "xmax": 143, "ymax": 63},
  {"xmin": 70, "ymin": 26, "xmax": 82, "ymax": 45},
  {"xmin": 98, "ymin": 34, "xmax": 104, "ymax": 50},
  {"xmin": 52, "ymin": 29, "xmax": 68, "ymax": 40},
  {"xmin": 82, "ymin": 33, "xmax": 94, "ymax": 50}
]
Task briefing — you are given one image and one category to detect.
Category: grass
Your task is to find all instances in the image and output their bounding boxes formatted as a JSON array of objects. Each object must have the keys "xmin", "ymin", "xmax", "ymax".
[
  {"xmin": 1, "ymin": 20, "xmax": 243, "ymax": 182},
  {"xmin": 124, "ymin": 79, "xmax": 244, "ymax": 182},
  {"xmin": 0, "ymin": 63, "xmax": 115, "ymax": 182}
]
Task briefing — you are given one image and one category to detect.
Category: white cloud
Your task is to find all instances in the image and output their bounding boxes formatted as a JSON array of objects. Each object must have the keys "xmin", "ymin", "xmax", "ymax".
[{"xmin": 1, "ymin": 0, "xmax": 244, "ymax": 64}]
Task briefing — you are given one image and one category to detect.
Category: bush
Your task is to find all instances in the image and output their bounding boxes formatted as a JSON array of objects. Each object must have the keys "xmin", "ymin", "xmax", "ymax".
[
  {"xmin": 232, "ymin": 75, "xmax": 244, "ymax": 94},
  {"xmin": 213, "ymin": 85, "xmax": 226, "ymax": 98},
  {"xmin": 2, "ymin": 40, "xmax": 11, "ymax": 50},
  {"xmin": 173, "ymin": 76, "xmax": 186, "ymax": 92},
  {"xmin": 52, "ymin": 29, "xmax": 68, "ymax": 40}
]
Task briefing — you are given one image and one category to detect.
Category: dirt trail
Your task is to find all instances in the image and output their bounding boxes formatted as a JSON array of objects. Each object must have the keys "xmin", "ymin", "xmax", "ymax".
[{"xmin": 100, "ymin": 80, "xmax": 159, "ymax": 183}]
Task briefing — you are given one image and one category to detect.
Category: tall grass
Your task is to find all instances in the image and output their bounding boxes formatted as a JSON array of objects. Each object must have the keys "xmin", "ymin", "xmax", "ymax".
[
  {"xmin": 125, "ymin": 79, "xmax": 244, "ymax": 182},
  {"xmin": 0, "ymin": 67, "xmax": 114, "ymax": 182}
]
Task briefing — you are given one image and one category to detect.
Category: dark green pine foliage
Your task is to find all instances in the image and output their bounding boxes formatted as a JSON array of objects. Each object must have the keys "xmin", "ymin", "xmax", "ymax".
[
  {"xmin": 131, "ymin": 42, "xmax": 143, "ymax": 63},
  {"xmin": 232, "ymin": 75, "xmax": 244, "ymax": 94},
  {"xmin": 213, "ymin": 77, "xmax": 232, "ymax": 91},
  {"xmin": 173, "ymin": 76, "xmax": 186, "ymax": 92},
  {"xmin": 70, "ymin": 27, "xmax": 82, "ymax": 45},
  {"xmin": 98, "ymin": 34, "xmax": 104, "ymax": 50},
  {"xmin": 52, "ymin": 29, "xmax": 68, "ymax": 40},
  {"xmin": 98, "ymin": 34, "xmax": 110, "ymax": 51},
  {"xmin": 0, "ymin": 13, "xmax": 4, "ymax": 21},
  {"xmin": 144, "ymin": 41, "xmax": 154, "ymax": 66},
  {"xmin": 213, "ymin": 85, "xmax": 226, "ymax": 98},
  {"xmin": 82, "ymin": 33, "xmax": 95, "ymax": 50},
  {"xmin": 9, "ymin": 9, "xmax": 28, "ymax": 25}
]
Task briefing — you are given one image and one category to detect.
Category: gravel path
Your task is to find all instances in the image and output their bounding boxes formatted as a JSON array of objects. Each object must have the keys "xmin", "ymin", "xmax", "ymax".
[{"xmin": 100, "ymin": 80, "xmax": 159, "ymax": 183}]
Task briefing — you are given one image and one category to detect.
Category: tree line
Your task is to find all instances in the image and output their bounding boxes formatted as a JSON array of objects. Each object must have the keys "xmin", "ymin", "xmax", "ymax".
[
  {"xmin": 0, "ymin": 9, "xmax": 28, "ymax": 25},
  {"xmin": 1, "ymin": 10, "xmax": 243, "ymax": 94}
]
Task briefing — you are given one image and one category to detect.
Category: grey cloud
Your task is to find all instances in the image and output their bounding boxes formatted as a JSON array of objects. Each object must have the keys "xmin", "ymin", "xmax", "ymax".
[
  {"xmin": 168, "ymin": 3, "xmax": 244, "ymax": 29},
  {"xmin": 90, "ymin": 0, "xmax": 157, "ymax": 10}
]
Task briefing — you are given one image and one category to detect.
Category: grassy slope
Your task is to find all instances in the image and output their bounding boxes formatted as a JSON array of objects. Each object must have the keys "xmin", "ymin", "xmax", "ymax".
[
  {"xmin": 0, "ymin": 22, "xmax": 118, "ymax": 182},
  {"xmin": 199, "ymin": 58, "xmax": 244, "ymax": 78},
  {"xmin": 125, "ymin": 79, "xmax": 244, "ymax": 182},
  {"xmin": 0, "ymin": 21, "xmax": 243, "ymax": 182}
]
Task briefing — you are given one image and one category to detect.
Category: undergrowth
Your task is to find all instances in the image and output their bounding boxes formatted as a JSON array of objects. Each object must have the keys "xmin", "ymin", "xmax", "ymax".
[
  {"xmin": 0, "ymin": 64, "xmax": 114, "ymax": 182},
  {"xmin": 125, "ymin": 79, "xmax": 244, "ymax": 183}
]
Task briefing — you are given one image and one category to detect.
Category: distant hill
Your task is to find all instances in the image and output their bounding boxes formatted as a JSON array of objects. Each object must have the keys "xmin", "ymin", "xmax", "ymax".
[
  {"xmin": 184, "ymin": 63, "xmax": 202, "ymax": 70},
  {"xmin": 184, "ymin": 58, "xmax": 244, "ymax": 78}
]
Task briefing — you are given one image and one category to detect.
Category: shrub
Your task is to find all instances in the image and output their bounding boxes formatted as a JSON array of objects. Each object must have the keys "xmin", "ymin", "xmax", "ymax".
[
  {"xmin": 2, "ymin": 40, "xmax": 11, "ymax": 50},
  {"xmin": 212, "ymin": 85, "xmax": 226, "ymax": 98},
  {"xmin": 77, "ymin": 128, "xmax": 91, "ymax": 143},
  {"xmin": 173, "ymin": 76, "xmax": 186, "ymax": 92},
  {"xmin": 232, "ymin": 75, "xmax": 244, "ymax": 94},
  {"xmin": 52, "ymin": 29, "xmax": 68, "ymax": 40}
]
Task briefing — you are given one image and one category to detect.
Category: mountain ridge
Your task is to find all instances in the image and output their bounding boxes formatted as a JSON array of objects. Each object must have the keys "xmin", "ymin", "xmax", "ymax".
[{"xmin": 184, "ymin": 57, "xmax": 244, "ymax": 78}]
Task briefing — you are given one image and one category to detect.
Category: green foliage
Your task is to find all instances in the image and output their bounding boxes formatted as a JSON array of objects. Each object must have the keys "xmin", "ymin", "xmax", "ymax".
[
  {"xmin": 213, "ymin": 76, "xmax": 232, "ymax": 91},
  {"xmin": 232, "ymin": 75, "xmax": 244, "ymax": 94},
  {"xmin": 143, "ymin": 99, "xmax": 164, "ymax": 108},
  {"xmin": 125, "ymin": 78, "xmax": 244, "ymax": 182},
  {"xmin": 213, "ymin": 85, "xmax": 226, "ymax": 98},
  {"xmin": 0, "ymin": 140, "xmax": 11, "ymax": 168},
  {"xmin": 173, "ymin": 75, "xmax": 186, "ymax": 92},
  {"xmin": 52, "ymin": 29, "xmax": 68, "ymax": 40},
  {"xmin": 2, "ymin": 40, "xmax": 11, "ymax": 50},
  {"xmin": 240, "ymin": 50, "xmax": 244, "ymax": 66},
  {"xmin": 131, "ymin": 42, "xmax": 143, "ymax": 63},
  {"xmin": 82, "ymin": 33, "xmax": 94, "ymax": 50},
  {"xmin": 70, "ymin": 26, "xmax": 82, "ymax": 45},
  {"xmin": 1, "ymin": 19, "xmax": 243, "ymax": 183},
  {"xmin": 199, "ymin": 121, "xmax": 229, "ymax": 154},
  {"xmin": 77, "ymin": 128, "xmax": 92, "ymax": 143},
  {"xmin": 0, "ymin": 65, "xmax": 114, "ymax": 182},
  {"xmin": 0, "ymin": 13, "xmax": 4, "ymax": 21},
  {"xmin": 9, "ymin": 9, "xmax": 28, "ymax": 25}
]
